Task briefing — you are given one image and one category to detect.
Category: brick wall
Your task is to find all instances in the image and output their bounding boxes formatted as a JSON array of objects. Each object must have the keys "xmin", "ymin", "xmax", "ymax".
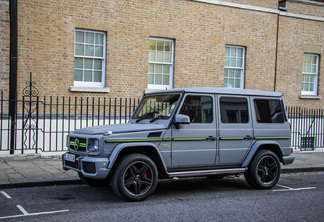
[
  {"xmin": 0, "ymin": 0, "xmax": 9, "ymax": 99},
  {"xmin": 276, "ymin": 15, "xmax": 324, "ymax": 108},
  {"xmin": 0, "ymin": 0, "xmax": 322, "ymax": 109}
]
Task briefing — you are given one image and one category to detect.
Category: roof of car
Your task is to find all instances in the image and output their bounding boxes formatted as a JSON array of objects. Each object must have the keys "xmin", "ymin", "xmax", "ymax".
[{"xmin": 146, "ymin": 87, "xmax": 283, "ymax": 97}]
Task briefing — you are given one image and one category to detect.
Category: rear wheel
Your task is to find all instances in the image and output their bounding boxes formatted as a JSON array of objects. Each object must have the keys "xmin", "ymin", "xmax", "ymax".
[
  {"xmin": 245, "ymin": 150, "xmax": 280, "ymax": 189},
  {"xmin": 111, "ymin": 154, "xmax": 158, "ymax": 201}
]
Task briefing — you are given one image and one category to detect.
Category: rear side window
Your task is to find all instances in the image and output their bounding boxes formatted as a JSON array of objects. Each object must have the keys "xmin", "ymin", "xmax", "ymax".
[
  {"xmin": 254, "ymin": 99, "xmax": 284, "ymax": 123},
  {"xmin": 220, "ymin": 97, "xmax": 249, "ymax": 123},
  {"xmin": 179, "ymin": 95, "xmax": 213, "ymax": 123}
]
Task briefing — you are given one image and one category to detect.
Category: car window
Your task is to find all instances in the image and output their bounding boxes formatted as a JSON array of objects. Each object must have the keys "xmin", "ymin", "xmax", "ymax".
[
  {"xmin": 179, "ymin": 95, "xmax": 213, "ymax": 123},
  {"xmin": 254, "ymin": 99, "xmax": 284, "ymax": 123},
  {"xmin": 220, "ymin": 97, "xmax": 249, "ymax": 124}
]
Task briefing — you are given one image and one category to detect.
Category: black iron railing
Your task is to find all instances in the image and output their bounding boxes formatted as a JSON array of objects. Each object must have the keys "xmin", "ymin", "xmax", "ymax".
[
  {"xmin": 0, "ymin": 73, "xmax": 140, "ymax": 154},
  {"xmin": 0, "ymin": 74, "xmax": 323, "ymax": 154},
  {"xmin": 287, "ymin": 106, "xmax": 324, "ymax": 151}
]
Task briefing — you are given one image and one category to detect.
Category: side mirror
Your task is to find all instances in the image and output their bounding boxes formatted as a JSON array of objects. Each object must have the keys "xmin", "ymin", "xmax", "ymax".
[{"xmin": 173, "ymin": 114, "xmax": 190, "ymax": 128}]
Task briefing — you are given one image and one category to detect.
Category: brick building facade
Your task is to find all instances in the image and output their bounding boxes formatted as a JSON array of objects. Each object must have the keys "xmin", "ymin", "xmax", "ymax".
[{"xmin": 1, "ymin": 0, "xmax": 324, "ymax": 108}]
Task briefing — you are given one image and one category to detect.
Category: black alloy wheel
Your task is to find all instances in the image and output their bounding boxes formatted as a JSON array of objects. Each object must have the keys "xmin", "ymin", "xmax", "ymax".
[
  {"xmin": 111, "ymin": 154, "xmax": 158, "ymax": 201},
  {"xmin": 245, "ymin": 150, "xmax": 281, "ymax": 189}
]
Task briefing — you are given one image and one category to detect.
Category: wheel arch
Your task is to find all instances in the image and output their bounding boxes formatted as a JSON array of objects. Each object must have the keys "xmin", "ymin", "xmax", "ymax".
[
  {"xmin": 242, "ymin": 140, "xmax": 284, "ymax": 167},
  {"xmin": 108, "ymin": 142, "xmax": 169, "ymax": 178}
]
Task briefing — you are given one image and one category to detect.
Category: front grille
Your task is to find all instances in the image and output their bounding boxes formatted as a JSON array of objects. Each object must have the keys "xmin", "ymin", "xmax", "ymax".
[{"xmin": 70, "ymin": 137, "xmax": 87, "ymax": 152}]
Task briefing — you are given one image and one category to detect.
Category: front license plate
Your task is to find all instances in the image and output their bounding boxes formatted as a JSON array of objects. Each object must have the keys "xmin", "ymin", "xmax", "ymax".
[{"xmin": 66, "ymin": 153, "xmax": 76, "ymax": 162}]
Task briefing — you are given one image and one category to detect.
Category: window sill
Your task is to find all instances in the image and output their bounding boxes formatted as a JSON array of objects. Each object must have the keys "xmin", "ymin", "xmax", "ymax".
[
  {"xmin": 299, "ymin": 95, "xmax": 322, "ymax": 100},
  {"xmin": 70, "ymin": 86, "xmax": 110, "ymax": 93},
  {"xmin": 144, "ymin": 88, "xmax": 168, "ymax": 93}
]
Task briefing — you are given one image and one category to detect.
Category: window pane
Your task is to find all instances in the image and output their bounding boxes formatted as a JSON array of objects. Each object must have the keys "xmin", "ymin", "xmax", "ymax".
[
  {"xmin": 165, "ymin": 52, "xmax": 171, "ymax": 63},
  {"xmin": 235, "ymin": 79, "xmax": 240, "ymax": 88},
  {"xmin": 148, "ymin": 74, "xmax": 154, "ymax": 84},
  {"xmin": 149, "ymin": 51, "xmax": 155, "ymax": 62},
  {"xmin": 165, "ymin": 41, "xmax": 171, "ymax": 51},
  {"xmin": 155, "ymin": 74, "xmax": 162, "ymax": 84},
  {"xmin": 306, "ymin": 55, "xmax": 311, "ymax": 63},
  {"xmin": 95, "ymin": 46, "xmax": 103, "ymax": 57},
  {"xmin": 163, "ymin": 75, "xmax": 169, "ymax": 85},
  {"xmin": 157, "ymin": 40, "xmax": 164, "ymax": 51},
  {"xmin": 149, "ymin": 40, "xmax": 156, "ymax": 50},
  {"xmin": 237, "ymin": 58, "xmax": 243, "ymax": 67},
  {"xmin": 230, "ymin": 58, "xmax": 236, "ymax": 67},
  {"xmin": 85, "ymin": 32, "xmax": 94, "ymax": 44},
  {"xmin": 75, "ymin": 44, "xmax": 84, "ymax": 56},
  {"xmin": 237, "ymin": 48, "xmax": 243, "ymax": 57},
  {"xmin": 75, "ymin": 31, "xmax": 84, "ymax": 43},
  {"xmin": 235, "ymin": 70, "xmax": 241, "ymax": 78},
  {"xmin": 94, "ymin": 59, "xmax": 102, "ymax": 70},
  {"xmin": 148, "ymin": 64, "xmax": 154, "ymax": 73},
  {"xmin": 156, "ymin": 52, "xmax": 163, "ymax": 62},
  {"xmin": 155, "ymin": 64, "xmax": 162, "ymax": 73},
  {"xmin": 220, "ymin": 97, "xmax": 248, "ymax": 123},
  {"xmin": 225, "ymin": 47, "xmax": 230, "ymax": 56},
  {"xmin": 85, "ymin": 45, "xmax": 94, "ymax": 56},
  {"xmin": 74, "ymin": 58, "xmax": 83, "ymax": 68},
  {"xmin": 179, "ymin": 96, "xmax": 213, "ymax": 123},
  {"xmin": 231, "ymin": 47, "xmax": 236, "ymax": 57},
  {"xmin": 163, "ymin": 64, "xmax": 170, "ymax": 74},
  {"xmin": 84, "ymin": 71, "xmax": 92, "ymax": 81},
  {"xmin": 84, "ymin": 58, "xmax": 92, "ymax": 69},
  {"xmin": 93, "ymin": 71, "xmax": 101, "ymax": 82},
  {"xmin": 228, "ymin": 79, "xmax": 234, "ymax": 88},
  {"xmin": 95, "ymin": 33, "xmax": 103, "ymax": 44},
  {"xmin": 228, "ymin": 69, "xmax": 234, "ymax": 78},
  {"xmin": 74, "ymin": 70, "xmax": 83, "ymax": 81},
  {"xmin": 254, "ymin": 99, "xmax": 284, "ymax": 123}
]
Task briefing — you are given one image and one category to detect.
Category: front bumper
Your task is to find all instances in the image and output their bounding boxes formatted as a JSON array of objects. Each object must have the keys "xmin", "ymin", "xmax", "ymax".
[{"xmin": 62, "ymin": 153, "xmax": 110, "ymax": 179}]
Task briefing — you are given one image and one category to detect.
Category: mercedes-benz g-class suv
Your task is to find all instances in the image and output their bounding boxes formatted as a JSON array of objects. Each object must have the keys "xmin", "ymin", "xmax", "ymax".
[{"xmin": 63, "ymin": 87, "xmax": 295, "ymax": 201}]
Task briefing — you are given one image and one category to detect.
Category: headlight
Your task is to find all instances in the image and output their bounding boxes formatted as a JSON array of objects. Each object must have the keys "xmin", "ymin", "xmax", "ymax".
[{"xmin": 88, "ymin": 139, "xmax": 100, "ymax": 155}]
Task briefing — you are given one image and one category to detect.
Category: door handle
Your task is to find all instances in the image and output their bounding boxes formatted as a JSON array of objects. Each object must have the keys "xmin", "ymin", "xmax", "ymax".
[
  {"xmin": 244, "ymin": 135, "xmax": 252, "ymax": 140},
  {"xmin": 207, "ymin": 136, "xmax": 216, "ymax": 141}
]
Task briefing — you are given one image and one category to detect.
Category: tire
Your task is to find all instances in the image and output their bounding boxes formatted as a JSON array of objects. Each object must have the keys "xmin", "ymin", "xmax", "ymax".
[
  {"xmin": 111, "ymin": 154, "xmax": 158, "ymax": 201},
  {"xmin": 78, "ymin": 172, "xmax": 109, "ymax": 187},
  {"xmin": 245, "ymin": 150, "xmax": 281, "ymax": 189}
]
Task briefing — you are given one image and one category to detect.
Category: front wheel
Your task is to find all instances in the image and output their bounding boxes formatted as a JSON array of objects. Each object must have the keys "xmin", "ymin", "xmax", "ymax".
[
  {"xmin": 111, "ymin": 154, "xmax": 158, "ymax": 201},
  {"xmin": 245, "ymin": 150, "xmax": 281, "ymax": 189}
]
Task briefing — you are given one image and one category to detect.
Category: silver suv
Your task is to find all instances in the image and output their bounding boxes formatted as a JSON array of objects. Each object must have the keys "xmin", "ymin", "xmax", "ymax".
[{"xmin": 63, "ymin": 87, "xmax": 295, "ymax": 201}]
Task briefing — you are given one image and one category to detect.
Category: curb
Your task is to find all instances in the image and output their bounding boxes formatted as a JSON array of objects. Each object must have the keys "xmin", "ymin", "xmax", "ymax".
[{"xmin": 0, "ymin": 179, "xmax": 83, "ymax": 189}]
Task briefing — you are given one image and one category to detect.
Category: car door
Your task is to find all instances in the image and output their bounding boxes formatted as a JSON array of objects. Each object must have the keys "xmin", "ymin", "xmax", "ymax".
[
  {"xmin": 218, "ymin": 95, "xmax": 254, "ymax": 165},
  {"xmin": 171, "ymin": 94, "xmax": 217, "ymax": 168}
]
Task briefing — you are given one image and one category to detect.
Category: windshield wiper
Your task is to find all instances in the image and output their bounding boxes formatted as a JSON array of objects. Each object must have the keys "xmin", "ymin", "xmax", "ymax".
[
  {"xmin": 149, "ymin": 115, "xmax": 168, "ymax": 123},
  {"xmin": 135, "ymin": 114, "xmax": 150, "ymax": 123}
]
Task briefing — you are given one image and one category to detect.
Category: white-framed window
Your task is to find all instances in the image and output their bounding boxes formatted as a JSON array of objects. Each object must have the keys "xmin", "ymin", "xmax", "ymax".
[
  {"xmin": 148, "ymin": 37, "xmax": 174, "ymax": 90},
  {"xmin": 302, "ymin": 53, "xmax": 319, "ymax": 95},
  {"xmin": 74, "ymin": 29, "xmax": 106, "ymax": 87},
  {"xmin": 224, "ymin": 45, "xmax": 245, "ymax": 89}
]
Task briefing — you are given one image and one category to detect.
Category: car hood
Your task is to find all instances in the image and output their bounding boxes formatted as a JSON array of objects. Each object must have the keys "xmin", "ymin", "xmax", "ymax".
[{"xmin": 73, "ymin": 123, "xmax": 167, "ymax": 135}]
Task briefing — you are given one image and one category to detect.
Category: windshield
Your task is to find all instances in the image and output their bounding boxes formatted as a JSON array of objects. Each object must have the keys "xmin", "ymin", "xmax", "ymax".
[{"xmin": 133, "ymin": 94, "xmax": 181, "ymax": 121}]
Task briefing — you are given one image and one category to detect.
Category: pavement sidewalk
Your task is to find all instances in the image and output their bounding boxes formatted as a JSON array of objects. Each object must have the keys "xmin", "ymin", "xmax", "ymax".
[{"xmin": 0, "ymin": 150, "xmax": 323, "ymax": 189}]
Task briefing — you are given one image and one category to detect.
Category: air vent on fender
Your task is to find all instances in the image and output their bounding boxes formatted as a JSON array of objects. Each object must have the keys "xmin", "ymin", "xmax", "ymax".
[{"xmin": 148, "ymin": 132, "xmax": 162, "ymax": 137}]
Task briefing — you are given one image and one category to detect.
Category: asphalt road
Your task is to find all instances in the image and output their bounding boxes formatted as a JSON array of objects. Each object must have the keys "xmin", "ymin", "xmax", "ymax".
[{"xmin": 0, "ymin": 172, "xmax": 323, "ymax": 221}]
